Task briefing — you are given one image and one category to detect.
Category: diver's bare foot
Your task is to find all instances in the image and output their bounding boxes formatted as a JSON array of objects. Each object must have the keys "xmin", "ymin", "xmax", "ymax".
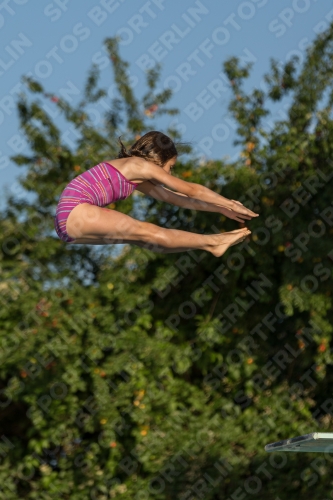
[{"xmin": 209, "ymin": 228, "xmax": 251, "ymax": 257}]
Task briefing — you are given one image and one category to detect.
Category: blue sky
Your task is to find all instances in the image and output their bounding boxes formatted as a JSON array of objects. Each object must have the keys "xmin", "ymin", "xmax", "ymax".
[{"xmin": 0, "ymin": 0, "xmax": 331, "ymax": 209}]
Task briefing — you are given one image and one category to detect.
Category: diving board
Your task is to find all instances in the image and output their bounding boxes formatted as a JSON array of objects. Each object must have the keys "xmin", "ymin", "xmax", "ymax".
[{"xmin": 265, "ymin": 433, "xmax": 333, "ymax": 453}]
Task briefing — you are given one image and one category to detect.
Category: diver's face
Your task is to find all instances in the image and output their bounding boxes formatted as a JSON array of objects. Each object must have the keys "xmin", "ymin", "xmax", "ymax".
[{"xmin": 163, "ymin": 156, "xmax": 177, "ymax": 175}]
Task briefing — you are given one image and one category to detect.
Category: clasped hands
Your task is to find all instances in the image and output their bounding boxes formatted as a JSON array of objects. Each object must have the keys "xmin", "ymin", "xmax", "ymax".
[{"xmin": 218, "ymin": 199, "xmax": 259, "ymax": 223}]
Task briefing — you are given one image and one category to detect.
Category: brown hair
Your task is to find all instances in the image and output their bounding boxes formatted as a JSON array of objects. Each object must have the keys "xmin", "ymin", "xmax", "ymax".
[{"xmin": 117, "ymin": 131, "xmax": 178, "ymax": 167}]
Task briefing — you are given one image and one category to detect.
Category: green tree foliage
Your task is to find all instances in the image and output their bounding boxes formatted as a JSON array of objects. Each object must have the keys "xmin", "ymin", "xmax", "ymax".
[{"xmin": 1, "ymin": 27, "xmax": 333, "ymax": 498}]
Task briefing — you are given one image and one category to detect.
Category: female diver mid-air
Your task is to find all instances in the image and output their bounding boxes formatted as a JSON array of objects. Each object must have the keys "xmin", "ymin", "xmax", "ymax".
[{"xmin": 54, "ymin": 131, "xmax": 258, "ymax": 256}]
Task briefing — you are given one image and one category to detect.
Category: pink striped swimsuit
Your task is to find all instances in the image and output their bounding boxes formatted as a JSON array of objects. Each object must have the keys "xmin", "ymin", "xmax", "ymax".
[{"xmin": 54, "ymin": 162, "xmax": 138, "ymax": 243}]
